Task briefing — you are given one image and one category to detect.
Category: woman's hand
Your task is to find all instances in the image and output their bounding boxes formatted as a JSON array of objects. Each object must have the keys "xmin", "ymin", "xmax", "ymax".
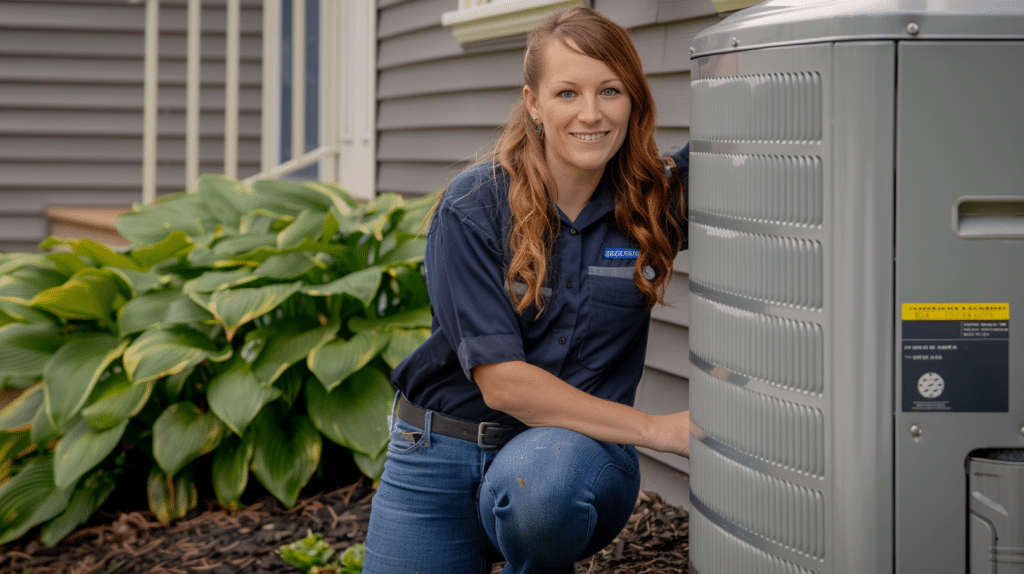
[{"xmin": 646, "ymin": 411, "xmax": 691, "ymax": 458}]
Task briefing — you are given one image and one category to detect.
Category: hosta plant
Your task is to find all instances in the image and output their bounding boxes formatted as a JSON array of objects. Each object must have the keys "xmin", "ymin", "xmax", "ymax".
[{"xmin": 0, "ymin": 175, "xmax": 434, "ymax": 546}]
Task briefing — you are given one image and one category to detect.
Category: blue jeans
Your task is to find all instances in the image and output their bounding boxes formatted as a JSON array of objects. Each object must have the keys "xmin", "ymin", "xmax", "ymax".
[{"xmin": 363, "ymin": 409, "xmax": 641, "ymax": 574}]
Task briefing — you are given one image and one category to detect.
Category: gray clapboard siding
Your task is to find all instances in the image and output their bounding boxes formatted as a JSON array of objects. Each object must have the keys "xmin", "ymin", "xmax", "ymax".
[
  {"xmin": 377, "ymin": 161, "xmax": 467, "ymax": 196},
  {"xmin": 0, "ymin": 84, "xmax": 262, "ymax": 111},
  {"xmin": 377, "ymin": 128, "xmax": 500, "ymax": 162},
  {"xmin": 379, "ymin": 27, "xmax": 465, "ymax": 69},
  {"xmin": 0, "ymin": 1, "xmax": 263, "ymax": 34},
  {"xmin": 375, "ymin": 0, "xmax": 711, "ymax": 504},
  {"xmin": 377, "ymin": 49, "xmax": 524, "ymax": 98},
  {"xmin": 378, "ymin": 0, "xmax": 451, "ymax": 38},
  {"xmin": 0, "ymin": 29, "xmax": 263, "ymax": 59},
  {"xmin": 0, "ymin": 0, "xmax": 263, "ymax": 252}
]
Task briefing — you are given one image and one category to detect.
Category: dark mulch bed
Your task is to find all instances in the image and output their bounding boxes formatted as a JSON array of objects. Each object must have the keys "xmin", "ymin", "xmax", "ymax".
[{"xmin": 1, "ymin": 480, "xmax": 688, "ymax": 574}]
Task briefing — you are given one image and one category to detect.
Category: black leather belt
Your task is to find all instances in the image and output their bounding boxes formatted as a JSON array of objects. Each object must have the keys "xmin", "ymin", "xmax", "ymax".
[{"xmin": 397, "ymin": 395, "xmax": 523, "ymax": 449}]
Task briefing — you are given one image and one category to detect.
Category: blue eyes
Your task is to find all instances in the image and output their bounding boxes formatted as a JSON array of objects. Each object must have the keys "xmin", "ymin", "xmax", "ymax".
[{"xmin": 557, "ymin": 88, "xmax": 621, "ymax": 98}]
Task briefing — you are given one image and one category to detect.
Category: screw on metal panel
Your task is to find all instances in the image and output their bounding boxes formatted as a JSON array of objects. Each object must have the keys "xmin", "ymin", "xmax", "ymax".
[
  {"xmin": 910, "ymin": 424, "xmax": 923, "ymax": 437},
  {"xmin": 1020, "ymin": 425, "xmax": 1024, "ymax": 436},
  {"xmin": 907, "ymin": 22, "xmax": 920, "ymax": 35},
  {"xmin": 731, "ymin": 37, "xmax": 739, "ymax": 47}
]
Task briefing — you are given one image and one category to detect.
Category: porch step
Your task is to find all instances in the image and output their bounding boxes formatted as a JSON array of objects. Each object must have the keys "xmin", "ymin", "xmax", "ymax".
[{"xmin": 45, "ymin": 206, "xmax": 131, "ymax": 247}]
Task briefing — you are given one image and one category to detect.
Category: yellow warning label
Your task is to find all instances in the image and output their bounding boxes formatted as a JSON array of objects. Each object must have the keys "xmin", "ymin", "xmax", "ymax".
[{"xmin": 902, "ymin": 303, "xmax": 1009, "ymax": 321}]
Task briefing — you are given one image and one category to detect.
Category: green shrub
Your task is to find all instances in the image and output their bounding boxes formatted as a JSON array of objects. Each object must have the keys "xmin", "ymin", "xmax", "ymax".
[{"xmin": 0, "ymin": 175, "xmax": 434, "ymax": 545}]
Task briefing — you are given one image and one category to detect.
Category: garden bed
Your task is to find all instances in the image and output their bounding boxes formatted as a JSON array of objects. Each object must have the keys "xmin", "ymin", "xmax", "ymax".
[{"xmin": 1, "ymin": 479, "xmax": 689, "ymax": 574}]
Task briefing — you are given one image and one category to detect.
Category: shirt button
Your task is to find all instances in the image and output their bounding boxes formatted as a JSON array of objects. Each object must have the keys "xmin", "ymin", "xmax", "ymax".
[
  {"xmin": 569, "ymin": 228, "xmax": 578, "ymax": 235},
  {"xmin": 559, "ymin": 337, "xmax": 566, "ymax": 344},
  {"xmin": 566, "ymin": 281, "xmax": 572, "ymax": 288}
]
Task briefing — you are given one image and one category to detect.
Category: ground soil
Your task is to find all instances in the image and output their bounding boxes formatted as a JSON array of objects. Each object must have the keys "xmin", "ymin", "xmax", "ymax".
[{"xmin": 0, "ymin": 479, "xmax": 688, "ymax": 574}]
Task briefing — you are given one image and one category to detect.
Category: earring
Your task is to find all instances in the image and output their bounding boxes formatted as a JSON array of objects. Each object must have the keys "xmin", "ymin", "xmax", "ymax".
[{"xmin": 533, "ymin": 118, "xmax": 543, "ymax": 133}]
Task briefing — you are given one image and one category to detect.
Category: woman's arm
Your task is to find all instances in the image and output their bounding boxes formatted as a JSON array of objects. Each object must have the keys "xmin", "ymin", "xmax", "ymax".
[{"xmin": 474, "ymin": 360, "xmax": 690, "ymax": 457}]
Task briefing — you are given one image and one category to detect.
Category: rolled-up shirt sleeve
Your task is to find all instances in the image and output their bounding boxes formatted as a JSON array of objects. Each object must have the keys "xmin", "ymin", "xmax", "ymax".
[{"xmin": 426, "ymin": 180, "xmax": 526, "ymax": 382}]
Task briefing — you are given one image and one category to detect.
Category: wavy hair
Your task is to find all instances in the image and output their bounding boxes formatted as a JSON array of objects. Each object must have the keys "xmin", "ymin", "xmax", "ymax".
[{"xmin": 495, "ymin": 6, "xmax": 684, "ymax": 315}]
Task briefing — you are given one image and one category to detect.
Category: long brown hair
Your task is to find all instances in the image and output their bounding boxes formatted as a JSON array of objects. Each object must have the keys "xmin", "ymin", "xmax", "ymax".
[{"xmin": 495, "ymin": 6, "xmax": 684, "ymax": 315}]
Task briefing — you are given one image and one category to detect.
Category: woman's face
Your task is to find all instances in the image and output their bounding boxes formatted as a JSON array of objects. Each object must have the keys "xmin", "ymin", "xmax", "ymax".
[{"xmin": 524, "ymin": 40, "xmax": 632, "ymax": 187}]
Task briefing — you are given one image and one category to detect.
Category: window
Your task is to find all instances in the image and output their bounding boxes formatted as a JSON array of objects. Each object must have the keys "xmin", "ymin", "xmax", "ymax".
[{"xmin": 280, "ymin": 0, "xmax": 320, "ymax": 179}]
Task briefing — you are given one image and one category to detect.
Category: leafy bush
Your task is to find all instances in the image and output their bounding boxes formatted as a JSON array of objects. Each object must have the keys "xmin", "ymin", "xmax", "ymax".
[{"xmin": 0, "ymin": 175, "xmax": 433, "ymax": 545}]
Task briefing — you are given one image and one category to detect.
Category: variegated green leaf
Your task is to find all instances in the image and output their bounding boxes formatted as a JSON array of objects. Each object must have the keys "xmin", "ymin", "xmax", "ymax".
[
  {"xmin": 45, "ymin": 252, "xmax": 90, "ymax": 277},
  {"xmin": 352, "ymin": 450, "xmax": 387, "ymax": 481},
  {"xmin": 0, "ymin": 253, "xmax": 55, "ymax": 277},
  {"xmin": 117, "ymin": 289, "xmax": 215, "ymax": 336},
  {"xmin": 277, "ymin": 209, "xmax": 329, "ymax": 250},
  {"xmin": 196, "ymin": 173, "xmax": 254, "ymax": 225},
  {"xmin": 0, "ymin": 454, "xmax": 73, "ymax": 545},
  {"xmin": 377, "ymin": 236, "xmax": 427, "ymax": 267},
  {"xmin": 40, "ymin": 464, "xmax": 119, "ymax": 546},
  {"xmin": 0, "ymin": 267, "xmax": 67, "ymax": 304},
  {"xmin": 30, "ymin": 402, "xmax": 60, "ymax": 444},
  {"xmin": 39, "ymin": 237, "xmax": 142, "ymax": 272},
  {"xmin": 81, "ymin": 370, "xmax": 153, "ymax": 431},
  {"xmin": 249, "ymin": 407, "xmax": 321, "ymax": 508},
  {"xmin": 108, "ymin": 267, "xmax": 168, "ymax": 298},
  {"xmin": 115, "ymin": 192, "xmax": 212, "ymax": 245},
  {"xmin": 0, "ymin": 383, "xmax": 44, "ymax": 431},
  {"xmin": 381, "ymin": 328, "xmax": 431, "ymax": 369},
  {"xmin": 347, "ymin": 306, "xmax": 432, "ymax": 333},
  {"xmin": 301, "ymin": 266, "xmax": 381, "ymax": 306},
  {"xmin": 0, "ymin": 322, "xmax": 64, "ymax": 377},
  {"xmin": 248, "ymin": 316, "xmax": 339, "ymax": 385},
  {"xmin": 306, "ymin": 366, "xmax": 392, "ymax": 457},
  {"xmin": 253, "ymin": 252, "xmax": 315, "ymax": 280},
  {"xmin": 251, "ymin": 179, "xmax": 354, "ymax": 215},
  {"xmin": 44, "ymin": 334, "xmax": 127, "ymax": 428},
  {"xmin": 53, "ymin": 418, "xmax": 128, "ymax": 490},
  {"xmin": 209, "ymin": 282, "xmax": 303, "ymax": 340},
  {"xmin": 147, "ymin": 464, "xmax": 197, "ymax": 525},
  {"xmin": 206, "ymin": 357, "xmax": 282, "ymax": 435},
  {"xmin": 182, "ymin": 268, "xmax": 258, "ymax": 294},
  {"xmin": 128, "ymin": 229, "xmax": 193, "ymax": 270},
  {"xmin": 122, "ymin": 326, "xmax": 232, "ymax": 385},
  {"xmin": 152, "ymin": 402, "xmax": 226, "ymax": 477},
  {"xmin": 211, "ymin": 429, "xmax": 255, "ymax": 511},
  {"xmin": 308, "ymin": 327, "xmax": 391, "ymax": 392},
  {"xmin": 30, "ymin": 268, "xmax": 119, "ymax": 324}
]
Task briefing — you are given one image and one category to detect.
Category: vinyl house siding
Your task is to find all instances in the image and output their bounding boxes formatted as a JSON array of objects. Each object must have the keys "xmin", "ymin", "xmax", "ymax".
[
  {"xmin": 376, "ymin": 0, "xmax": 719, "ymax": 505},
  {"xmin": 0, "ymin": 0, "xmax": 263, "ymax": 253}
]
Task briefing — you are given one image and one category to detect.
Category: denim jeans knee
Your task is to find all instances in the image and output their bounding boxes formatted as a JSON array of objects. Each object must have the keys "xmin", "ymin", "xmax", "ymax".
[{"xmin": 478, "ymin": 427, "xmax": 641, "ymax": 574}]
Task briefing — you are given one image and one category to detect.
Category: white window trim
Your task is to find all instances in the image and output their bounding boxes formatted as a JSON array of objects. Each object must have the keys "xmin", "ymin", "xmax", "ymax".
[
  {"xmin": 442, "ymin": 0, "xmax": 589, "ymax": 45},
  {"xmin": 713, "ymin": 0, "xmax": 762, "ymax": 13}
]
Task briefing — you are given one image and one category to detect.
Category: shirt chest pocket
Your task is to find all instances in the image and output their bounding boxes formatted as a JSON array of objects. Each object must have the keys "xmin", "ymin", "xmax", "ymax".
[{"xmin": 578, "ymin": 267, "xmax": 648, "ymax": 372}]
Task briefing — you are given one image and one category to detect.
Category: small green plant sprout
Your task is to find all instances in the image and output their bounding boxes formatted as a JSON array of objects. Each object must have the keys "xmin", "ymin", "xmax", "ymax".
[{"xmin": 278, "ymin": 530, "xmax": 365, "ymax": 574}]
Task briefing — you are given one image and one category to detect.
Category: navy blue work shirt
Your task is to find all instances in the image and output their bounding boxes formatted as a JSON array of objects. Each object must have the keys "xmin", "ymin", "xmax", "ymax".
[{"xmin": 392, "ymin": 144, "xmax": 689, "ymax": 427}]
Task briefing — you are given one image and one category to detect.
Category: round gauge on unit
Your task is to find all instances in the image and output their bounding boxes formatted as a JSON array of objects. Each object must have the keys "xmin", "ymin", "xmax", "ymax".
[{"xmin": 917, "ymin": 372, "xmax": 944, "ymax": 398}]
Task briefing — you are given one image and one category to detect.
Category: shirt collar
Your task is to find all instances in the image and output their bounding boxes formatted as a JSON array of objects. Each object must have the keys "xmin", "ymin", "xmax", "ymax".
[{"xmin": 558, "ymin": 172, "xmax": 616, "ymax": 230}]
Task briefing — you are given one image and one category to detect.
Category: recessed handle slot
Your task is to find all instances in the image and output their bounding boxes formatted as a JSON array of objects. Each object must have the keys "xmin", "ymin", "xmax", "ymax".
[{"xmin": 954, "ymin": 197, "xmax": 1024, "ymax": 238}]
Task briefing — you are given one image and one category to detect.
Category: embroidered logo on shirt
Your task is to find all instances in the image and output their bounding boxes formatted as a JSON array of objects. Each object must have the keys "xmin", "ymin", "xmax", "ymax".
[{"xmin": 603, "ymin": 248, "xmax": 639, "ymax": 259}]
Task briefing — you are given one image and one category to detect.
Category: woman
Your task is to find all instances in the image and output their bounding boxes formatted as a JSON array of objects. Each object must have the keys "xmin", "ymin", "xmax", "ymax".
[{"xmin": 364, "ymin": 7, "xmax": 690, "ymax": 574}]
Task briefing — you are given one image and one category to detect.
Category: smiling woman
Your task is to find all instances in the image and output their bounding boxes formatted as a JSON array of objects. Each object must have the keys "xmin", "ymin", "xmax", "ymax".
[
  {"xmin": 363, "ymin": 7, "xmax": 691, "ymax": 574},
  {"xmin": 523, "ymin": 40, "xmax": 632, "ymax": 218}
]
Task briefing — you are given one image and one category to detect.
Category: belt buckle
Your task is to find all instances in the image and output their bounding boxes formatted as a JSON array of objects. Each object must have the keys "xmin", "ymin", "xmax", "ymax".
[{"xmin": 477, "ymin": 421, "xmax": 501, "ymax": 449}]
